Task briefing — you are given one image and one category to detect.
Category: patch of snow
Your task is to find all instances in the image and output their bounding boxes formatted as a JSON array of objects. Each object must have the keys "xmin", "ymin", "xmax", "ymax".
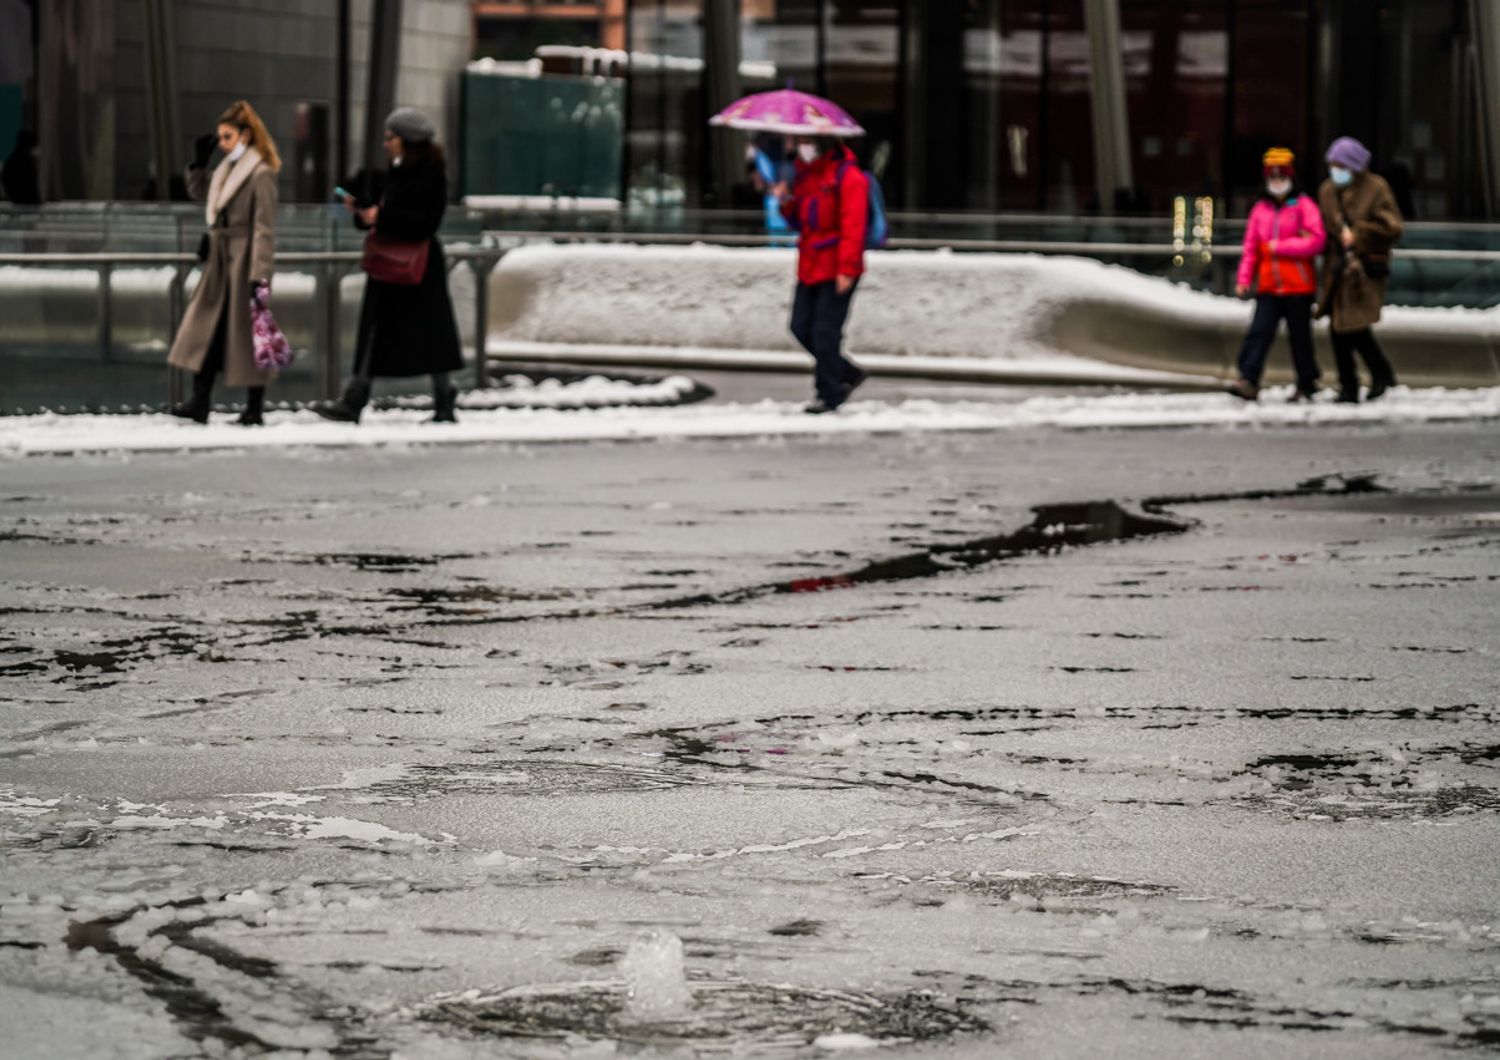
[
  {"xmin": 108, "ymin": 812, "xmax": 228, "ymax": 831},
  {"xmin": 814, "ymin": 1032, "xmax": 883, "ymax": 1051},
  {"xmin": 491, "ymin": 243, "xmax": 1500, "ymax": 363},
  {"xmin": 2, "ymin": 386, "xmax": 1496, "ymax": 456},
  {"xmin": 243, "ymin": 811, "xmax": 440, "ymax": 846},
  {"xmin": 0, "ymin": 794, "xmax": 61, "ymax": 817}
]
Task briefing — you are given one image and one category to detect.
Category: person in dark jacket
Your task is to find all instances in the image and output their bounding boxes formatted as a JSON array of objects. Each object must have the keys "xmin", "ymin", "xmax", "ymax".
[
  {"xmin": 316, "ymin": 108, "xmax": 463, "ymax": 424},
  {"xmin": 1315, "ymin": 136, "xmax": 1403, "ymax": 403},
  {"xmin": 777, "ymin": 136, "xmax": 869, "ymax": 414}
]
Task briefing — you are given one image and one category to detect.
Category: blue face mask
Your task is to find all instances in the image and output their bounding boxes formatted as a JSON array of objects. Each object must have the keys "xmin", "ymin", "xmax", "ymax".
[{"xmin": 1330, "ymin": 166, "xmax": 1353, "ymax": 187}]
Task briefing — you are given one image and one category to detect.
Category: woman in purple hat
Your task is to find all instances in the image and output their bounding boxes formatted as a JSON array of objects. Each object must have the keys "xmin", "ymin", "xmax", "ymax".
[{"xmin": 1315, "ymin": 136, "xmax": 1403, "ymax": 403}]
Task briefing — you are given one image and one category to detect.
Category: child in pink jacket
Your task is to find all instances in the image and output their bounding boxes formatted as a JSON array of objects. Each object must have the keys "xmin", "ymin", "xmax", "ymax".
[{"xmin": 1227, "ymin": 147, "xmax": 1327, "ymax": 402}]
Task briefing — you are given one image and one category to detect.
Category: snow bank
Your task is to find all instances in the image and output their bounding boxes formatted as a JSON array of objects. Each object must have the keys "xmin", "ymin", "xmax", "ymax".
[
  {"xmin": 490, "ymin": 244, "xmax": 1500, "ymax": 387},
  {"xmin": 3, "ymin": 386, "xmax": 1495, "ymax": 456}
]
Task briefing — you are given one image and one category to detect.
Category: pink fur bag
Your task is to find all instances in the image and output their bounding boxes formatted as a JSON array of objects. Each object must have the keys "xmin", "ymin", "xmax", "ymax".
[{"xmin": 250, "ymin": 285, "xmax": 293, "ymax": 370}]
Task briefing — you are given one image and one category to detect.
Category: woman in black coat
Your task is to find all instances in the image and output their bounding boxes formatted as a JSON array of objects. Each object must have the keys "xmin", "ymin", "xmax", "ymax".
[{"xmin": 317, "ymin": 108, "xmax": 464, "ymax": 423}]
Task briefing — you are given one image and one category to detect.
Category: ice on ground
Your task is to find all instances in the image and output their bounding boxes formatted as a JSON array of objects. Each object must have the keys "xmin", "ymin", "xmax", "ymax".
[{"xmin": 621, "ymin": 931, "xmax": 692, "ymax": 1019}]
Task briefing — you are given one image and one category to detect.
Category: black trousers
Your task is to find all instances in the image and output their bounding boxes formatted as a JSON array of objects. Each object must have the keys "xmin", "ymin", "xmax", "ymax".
[
  {"xmin": 192, "ymin": 302, "xmax": 263, "ymax": 411},
  {"xmin": 1235, "ymin": 294, "xmax": 1319, "ymax": 390},
  {"xmin": 1330, "ymin": 327, "xmax": 1395, "ymax": 394},
  {"xmin": 789, "ymin": 279, "xmax": 861, "ymax": 405}
]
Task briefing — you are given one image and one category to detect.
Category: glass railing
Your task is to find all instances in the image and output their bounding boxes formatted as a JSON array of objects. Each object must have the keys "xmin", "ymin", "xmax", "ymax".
[
  {"xmin": 1, "ymin": 202, "xmax": 1494, "ymax": 414},
  {"xmin": 463, "ymin": 202, "xmax": 1499, "ymax": 309},
  {"xmin": 0, "ymin": 204, "xmax": 491, "ymax": 413}
]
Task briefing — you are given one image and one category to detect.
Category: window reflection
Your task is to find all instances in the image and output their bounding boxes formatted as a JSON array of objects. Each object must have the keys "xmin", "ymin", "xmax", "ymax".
[
  {"xmin": 1121, "ymin": 1, "xmax": 1227, "ymax": 214},
  {"xmin": 823, "ymin": 1, "xmax": 899, "ymax": 196},
  {"xmin": 627, "ymin": 1, "xmax": 705, "ymax": 214},
  {"xmin": 615, "ymin": 0, "xmax": 1487, "ymax": 220},
  {"xmin": 1229, "ymin": 0, "xmax": 1309, "ymax": 218}
]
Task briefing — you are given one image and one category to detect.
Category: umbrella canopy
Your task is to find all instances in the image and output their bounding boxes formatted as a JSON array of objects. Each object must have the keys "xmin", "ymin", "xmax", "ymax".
[{"xmin": 709, "ymin": 88, "xmax": 865, "ymax": 138}]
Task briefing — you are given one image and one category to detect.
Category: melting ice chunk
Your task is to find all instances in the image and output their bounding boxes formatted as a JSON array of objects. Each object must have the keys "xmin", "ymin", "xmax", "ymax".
[{"xmin": 621, "ymin": 930, "xmax": 692, "ymax": 1020}]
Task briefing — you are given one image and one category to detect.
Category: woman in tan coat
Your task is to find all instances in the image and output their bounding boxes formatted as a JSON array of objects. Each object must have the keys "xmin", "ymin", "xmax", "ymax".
[
  {"xmin": 168, "ymin": 100, "xmax": 280, "ymax": 425},
  {"xmin": 1316, "ymin": 136, "xmax": 1402, "ymax": 403}
]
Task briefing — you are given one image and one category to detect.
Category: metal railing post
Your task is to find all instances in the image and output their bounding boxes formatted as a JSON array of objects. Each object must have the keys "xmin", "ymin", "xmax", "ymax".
[
  {"xmin": 168, "ymin": 264, "xmax": 189, "ymax": 405},
  {"xmin": 317, "ymin": 265, "xmax": 343, "ymax": 401},
  {"xmin": 472, "ymin": 254, "xmax": 494, "ymax": 390},
  {"xmin": 98, "ymin": 263, "xmax": 114, "ymax": 362}
]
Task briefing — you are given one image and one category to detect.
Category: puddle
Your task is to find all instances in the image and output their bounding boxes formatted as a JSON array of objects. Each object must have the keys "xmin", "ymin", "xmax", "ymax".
[
  {"xmin": 417, "ymin": 980, "xmax": 984, "ymax": 1051},
  {"xmin": 335, "ymin": 760, "xmax": 697, "ymax": 800},
  {"xmin": 1234, "ymin": 748, "xmax": 1500, "ymax": 820},
  {"xmin": 923, "ymin": 872, "xmax": 1172, "ymax": 904},
  {"xmin": 241, "ymin": 550, "xmax": 478, "ymax": 573},
  {"xmin": 646, "ymin": 501, "xmax": 1186, "ymax": 613}
]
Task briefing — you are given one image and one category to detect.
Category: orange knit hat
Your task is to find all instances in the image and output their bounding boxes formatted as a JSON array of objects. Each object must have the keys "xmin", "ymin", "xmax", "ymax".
[{"xmin": 1262, "ymin": 146, "xmax": 1295, "ymax": 177}]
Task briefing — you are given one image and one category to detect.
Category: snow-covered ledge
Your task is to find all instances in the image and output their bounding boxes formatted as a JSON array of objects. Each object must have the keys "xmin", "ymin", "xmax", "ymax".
[{"xmin": 488, "ymin": 244, "xmax": 1500, "ymax": 388}]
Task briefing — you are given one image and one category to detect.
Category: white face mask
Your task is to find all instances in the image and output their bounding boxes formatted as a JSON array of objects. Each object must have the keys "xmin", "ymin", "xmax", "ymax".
[
  {"xmin": 1330, "ymin": 166, "xmax": 1353, "ymax": 187},
  {"xmin": 1266, "ymin": 178, "xmax": 1292, "ymax": 198},
  {"xmin": 226, "ymin": 141, "xmax": 247, "ymax": 163},
  {"xmin": 798, "ymin": 143, "xmax": 820, "ymax": 164}
]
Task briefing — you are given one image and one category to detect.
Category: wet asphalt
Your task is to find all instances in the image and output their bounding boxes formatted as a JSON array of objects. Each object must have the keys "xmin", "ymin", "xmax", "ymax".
[{"xmin": 1, "ymin": 421, "xmax": 1498, "ymax": 1058}]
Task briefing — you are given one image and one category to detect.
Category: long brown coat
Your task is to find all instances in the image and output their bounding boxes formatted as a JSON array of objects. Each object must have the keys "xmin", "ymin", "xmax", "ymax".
[
  {"xmin": 167, "ymin": 149, "xmax": 278, "ymax": 387},
  {"xmin": 1316, "ymin": 171, "xmax": 1403, "ymax": 333}
]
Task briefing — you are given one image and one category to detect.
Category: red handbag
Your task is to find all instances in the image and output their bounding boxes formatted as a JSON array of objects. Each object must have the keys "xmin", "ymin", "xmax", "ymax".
[{"xmin": 361, "ymin": 230, "xmax": 429, "ymax": 285}]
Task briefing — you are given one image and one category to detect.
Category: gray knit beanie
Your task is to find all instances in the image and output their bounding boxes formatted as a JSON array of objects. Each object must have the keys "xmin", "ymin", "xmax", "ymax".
[{"xmin": 385, "ymin": 107, "xmax": 435, "ymax": 144}]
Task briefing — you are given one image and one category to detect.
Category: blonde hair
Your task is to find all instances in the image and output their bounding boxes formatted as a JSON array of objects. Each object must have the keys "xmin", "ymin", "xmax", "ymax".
[{"xmin": 218, "ymin": 100, "xmax": 282, "ymax": 172}]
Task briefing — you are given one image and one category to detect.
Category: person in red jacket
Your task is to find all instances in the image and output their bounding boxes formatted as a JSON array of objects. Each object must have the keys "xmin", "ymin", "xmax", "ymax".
[
  {"xmin": 1227, "ymin": 147, "xmax": 1327, "ymax": 402},
  {"xmin": 777, "ymin": 136, "xmax": 869, "ymax": 413}
]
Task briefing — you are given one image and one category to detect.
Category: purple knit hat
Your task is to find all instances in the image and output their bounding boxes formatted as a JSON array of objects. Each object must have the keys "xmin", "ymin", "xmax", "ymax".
[{"xmin": 1325, "ymin": 136, "xmax": 1371, "ymax": 172}]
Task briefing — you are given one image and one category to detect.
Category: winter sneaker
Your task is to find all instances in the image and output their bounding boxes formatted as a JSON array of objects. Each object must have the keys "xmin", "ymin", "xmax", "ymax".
[
  {"xmin": 1225, "ymin": 379, "xmax": 1259, "ymax": 402},
  {"xmin": 1365, "ymin": 377, "xmax": 1394, "ymax": 402},
  {"xmin": 427, "ymin": 386, "xmax": 459, "ymax": 424},
  {"xmin": 803, "ymin": 400, "xmax": 838, "ymax": 415}
]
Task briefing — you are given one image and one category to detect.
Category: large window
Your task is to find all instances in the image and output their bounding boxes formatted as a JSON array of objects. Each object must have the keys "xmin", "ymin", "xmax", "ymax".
[
  {"xmin": 741, "ymin": 0, "xmax": 818, "ymax": 93},
  {"xmin": 616, "ymin": 0, "xmax": 1485, "ymax": 220},
  {"xmin": 627, "ymin": 1, "xmax": 705, "ymax": 211},
  {"xmin": 821, "ymin": 0, "xmax": 899, "ymax": 199},
  {"xmin": 964, "ymin": 1, "xmax": 1043, "ymax": 211},
  {"xmin": 474, "ymin": 17, "xmax": 602, "ymax": 61},
  {"xmin": 1230, "ymin": 0, "xmax": 1311, "ymax": 217},
  {"xmin": 1121, "ymin": 0, "xmax": 1228, "ymax": 214}
]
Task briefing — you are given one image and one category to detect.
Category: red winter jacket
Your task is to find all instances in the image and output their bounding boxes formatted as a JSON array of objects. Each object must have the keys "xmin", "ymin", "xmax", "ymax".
[
  {"xmin": 781, "ymin": 145, "xmax": 868, "ymax": 285},
  {"xmin": 1236, "ymin": 193, "xmax": 1325, "ymax": 296}
]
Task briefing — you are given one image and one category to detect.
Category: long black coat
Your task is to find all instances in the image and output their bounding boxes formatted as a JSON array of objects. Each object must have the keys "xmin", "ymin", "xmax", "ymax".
[{"xmin": 353, "ymin": 155, "xmax": 463, "ymax": 378}]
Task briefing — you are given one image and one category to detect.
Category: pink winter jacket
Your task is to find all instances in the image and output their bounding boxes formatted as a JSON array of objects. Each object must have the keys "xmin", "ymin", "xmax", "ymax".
[{"xmin": 1236, "ymin": 194, "xmax": 1325, "ymax": 296}]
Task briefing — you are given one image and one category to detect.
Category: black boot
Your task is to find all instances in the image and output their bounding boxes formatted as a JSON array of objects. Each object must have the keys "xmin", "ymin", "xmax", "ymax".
[
  {"xmin": 237, "ymin": 387, "xmax": 265, "ymax": 426},
  {"xmin": 169, "ymin": 370, "xmax": 215, "ymax": 424},
  {"xmin": 427, "ymin": 383, "xmax": 459, "ymax": 424},
  {"xmin": 1365, "ymin": 376, "xmax": 1395, "ymax": 402},
  {"xmin": 315, "ymin": 379, "xmax": 370, "ymax": 424}
]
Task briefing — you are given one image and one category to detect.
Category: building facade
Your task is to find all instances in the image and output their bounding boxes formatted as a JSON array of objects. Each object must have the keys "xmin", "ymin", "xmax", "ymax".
[
  {"xmin": 3, "ymin": 0, "xmax": 472, "ymax": 202},
  {"xmin": 622, "ymin": 0, "xmax": 1500, "ymax": 220},
  {"xmin": 2, "ymin": 0, "xmax": 1497, "ymax": 220}
]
